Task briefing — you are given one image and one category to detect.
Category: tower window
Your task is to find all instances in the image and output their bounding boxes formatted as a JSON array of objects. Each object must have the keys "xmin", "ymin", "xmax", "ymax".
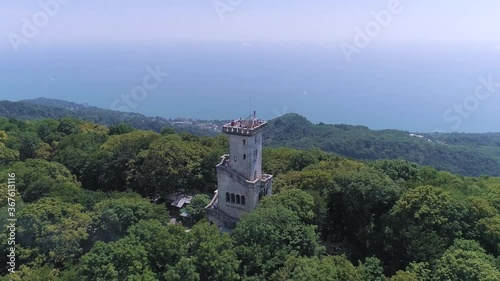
[
  {"xmin": 226, "ymin": 192, "xmax": 230, "ymax": 202},
  {"xmin": 243, "ymin": 154, "xmax": 246, "ymax": 160},
  {"xmin": 241, "ymin": 196, "xmax": 246, "ymax": 205},
  {"xmin": 243, "ymin": 139, "xmax": 246, "ymax": 145},
  {"xmin": 234, "ymin": 156, "xmax": 237, "ymax": 162},
  {"xmin": 254, "ymin": 171, "xmax": 257, "ymax": 180},
  {"xmin": 236, "ymin": 195, "xmax": 240, "ymax": 204},
  {"xmin": 231, "ymin": 193, "xmax": 235, "ymax": 203}
]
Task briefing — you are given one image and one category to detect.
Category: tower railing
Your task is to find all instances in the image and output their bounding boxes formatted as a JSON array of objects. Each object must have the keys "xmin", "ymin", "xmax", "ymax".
[
  {"xmin": 222, "ymin": 120, "xmax": 267, "ymax": 136},
  {"xmin": 205, "ymin": 189, "xmax": 219, "ymax": 209}
]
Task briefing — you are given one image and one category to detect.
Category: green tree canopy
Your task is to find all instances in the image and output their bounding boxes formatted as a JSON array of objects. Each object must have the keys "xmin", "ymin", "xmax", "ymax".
[
  {"xmin": 91, "ymin": 195, "xmax": 168, "ymax": 242},
  {"xmin": 260, "ymin": 188, "xmax": 316, "ymax": 223},
  {"xmin": 129, "ymin": 135, "xmax": 208, "ymax": 196},
  {"xmin": 0, "ymin": 159, "xmax": 81, "ymax": 203},
  {"xmin": 127, "ymin": 220, "xmax": 188, "ymax": 274},
  {"xmin": 189, "ymin": 223, "xmax": 240, "ymax": 281},
  {"xmin": 271, "ymin": 255, "xmax": 360, "ymax": 281},
  {"xmin": 433, "ymin": 239, "xmax": 500, "ymax": 281},
  {"xmin": 17, "ymin": 198, "xmax": 92, "ymax": 266},
  {"xmin": 79, "ymin": 236, "xmax": 157, "ymax": 281},
  {"xmin": 383, "ymin": 185, "xmax": 467, "ymax": 270},
  {"xmin": 109, "ymin": 123, "xmax": 134, "ymax": 135},
  {"xmin": 186, "ymin": 194, "xmax": 211, "ymax": 223},
  {"xmin": 233, "ymin": 205, "xmax": 323, "ymax": 278}
]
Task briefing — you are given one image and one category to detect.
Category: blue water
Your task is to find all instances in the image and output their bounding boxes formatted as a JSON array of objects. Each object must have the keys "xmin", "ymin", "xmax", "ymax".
[{"xmin": 1, "ymin": 41, "xmax": 499, "ymax": 133}]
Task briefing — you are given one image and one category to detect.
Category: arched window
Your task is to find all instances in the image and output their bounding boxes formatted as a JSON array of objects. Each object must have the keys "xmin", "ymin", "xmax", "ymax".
[
  {"xmin": 243, "ymin": 139, "xmax": 246, "ymax": 145},
  {"xmin": 226, "ymin": 192, "xmax": 230, "ymax": 202},
  {"xmin": 241, "ymin": 196, "xmax": 245, "ymax": 205},
  {"xmin": 231, "ymin": 193, "xmax": 235, "ymax": 203},
  {"xmin": 234, "ymin": 156, "xmax": 237, "ymax": 162},
  {"xmin": 236, "ymin": 195, "xmax": 240, "ymax": 204},
  {"xmin": 243, "ymin": 154, "xmax": 246, "ymax": 160},
  {"xmin": 254, "ymin": 171, "xmax": 257, "ymax": 180}
]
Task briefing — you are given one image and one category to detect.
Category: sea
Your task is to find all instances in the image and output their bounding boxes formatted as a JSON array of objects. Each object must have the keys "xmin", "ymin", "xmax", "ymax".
[{"xmin": 1, "ymin": 41, "xmax": 500, "ymax": 133}]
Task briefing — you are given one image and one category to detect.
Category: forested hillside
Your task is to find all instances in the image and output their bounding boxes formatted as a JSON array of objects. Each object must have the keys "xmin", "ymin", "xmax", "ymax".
[
  {"xmin": 1, "ymin": 116, "xmax": 500, "ymax": 280},
  {"xmin": 0, "ymin": 98, "xmax": 223, "ymax": 136},
  {"xmin": 264, "ymin": 113, "xmax": 500, "ymax": 177},
  {"xmin": 3, "ymin": 98, "xmax": 500, "ymax": 177}
]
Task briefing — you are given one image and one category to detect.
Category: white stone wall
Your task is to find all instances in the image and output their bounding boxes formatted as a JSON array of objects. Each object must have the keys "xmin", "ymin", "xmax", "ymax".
[
  {"xmin": 217, "ymin": 172, "xmax": 260, "ymax": 219},
  {"xmin": 228, "ymin": 132, "xmax": 263, "ymax": 181},
  {"xmin": 210, "ymin": 124, "xmax": 272, "ymax": 224}
]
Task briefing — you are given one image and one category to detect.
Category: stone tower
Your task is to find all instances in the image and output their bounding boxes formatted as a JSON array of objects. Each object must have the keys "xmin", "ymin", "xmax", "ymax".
[{"xmin": 205, "ymin": 112, "xmax": 273, "ymax": 229}]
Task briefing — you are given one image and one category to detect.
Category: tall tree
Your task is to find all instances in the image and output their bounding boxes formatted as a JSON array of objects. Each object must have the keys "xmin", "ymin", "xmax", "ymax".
[
  {"xmin": 91, "ymin": 195, "xmax": 168, "ymax": 242},
  {"xmin": 189, "ymin": 223, "xmax": 240, "ymax": 281},
  {"xmin": 233, "ymin": 205, "xmax": 323, "ymax": 278},
  {"xmin": 129, "ymin": 135, "xmax": 208, "ymax": 196},
  {"xmin": 271, "ymin": 255, "xmax": 360, "ymax": 281},
  {"xmin": 383, "ymin": 186, "xmax": 467, "ymax": 271},
  {"xmin": 433, "ymin": 239, "xmax": 500, "ymax": 281},
  {"xmin": 17, "ymin": 198, "xmax": 92, "ymax": 267}
]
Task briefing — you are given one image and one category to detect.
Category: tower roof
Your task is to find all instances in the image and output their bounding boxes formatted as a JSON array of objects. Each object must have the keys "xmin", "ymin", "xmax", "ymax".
[{"xmin": 222, "ymin": 115, "xmax": 267, "ymax": 136}]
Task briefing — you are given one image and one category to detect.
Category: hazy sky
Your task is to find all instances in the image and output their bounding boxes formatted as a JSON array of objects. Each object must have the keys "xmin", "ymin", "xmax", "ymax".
[
  {"xmin": 1, "ymin": 0, "xmax": 500, "ymax": 48},
  {"xmin": 1, "ymin": 1, "xmax": 500, "ymax": 132}
]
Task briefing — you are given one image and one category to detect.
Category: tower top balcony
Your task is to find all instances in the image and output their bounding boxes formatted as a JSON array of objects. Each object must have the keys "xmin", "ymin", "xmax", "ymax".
[
  {"xmin": 222, "ymin": 119, "xmax": 267, "ymax": 136},
  {"xmin": 222, "ymin": 112, "xmax": 267, "ymax": 136}
]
